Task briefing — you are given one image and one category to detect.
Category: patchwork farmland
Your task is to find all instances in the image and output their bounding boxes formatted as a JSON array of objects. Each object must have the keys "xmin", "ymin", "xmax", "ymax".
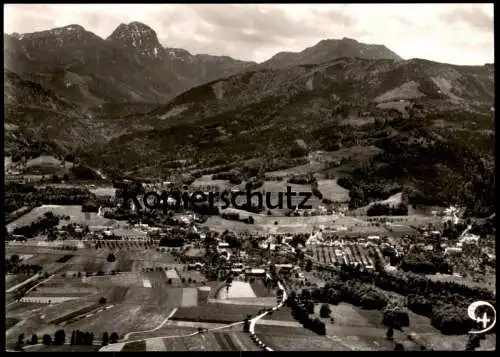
[{"xmin": 308, "ymin": 244, "xmax": 385, "ymax": 268}]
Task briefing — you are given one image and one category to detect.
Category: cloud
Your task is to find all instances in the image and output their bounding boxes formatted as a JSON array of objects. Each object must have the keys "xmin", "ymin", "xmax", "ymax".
[
  {"xmin": 3, "ymin": 4, "xmax": 494, "ymax": 65},
  {"xmin": 439, "ymin": 5, "xmax": 494, "ymax": 32}
]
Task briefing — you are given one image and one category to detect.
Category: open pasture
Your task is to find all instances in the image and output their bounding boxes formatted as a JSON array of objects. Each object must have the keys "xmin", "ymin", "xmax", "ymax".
[
  {"xmin": 250, "ymin": 280, "xmax": 275, "ymax": 298},
  {"xmin": 265, "ymin": 162, "xmax": 324, "ymax": 178},
  {"xmin": 184, "ymin": 247, "xmax": 205, "ymax": 258},
  {"xmin": 6, "ymin": 302, "xmax": 47, "ymax": 318},
  {"xmin": 26, "ymin": 344, "xmax": 101, "ymax": 352},
  {"xmin": 67, "ymin": 254, "xmax": 110, "ymax": 273},
  {"xmin": 89, "ymin": 186, "xmax": 116, "ymax": 197},
  {"xmin": 7, "ymin": 205, "xmax": 120, "ymax": 231},
  {"xmin": 171, "ymin": 303, "xmax": 263, "ymax": 324},
  {"xmin": 121, "ymin": 286, "xmax": 183, "ymax": 307},
  {"xmin": 37, "ymin": 298, "xmax": 99, "ymax": 322},
  {"xmin": 158, "ymin": 331, "xmax": 258, "ymax": 351},
  {"xmin": 64, "ymin": 304, "xmax": 175, "ymax": 337},
  {"xmin": 28, "ymin": 275, "xmax": 99, "ymax": 297},
  {"xmin": 191, "ymin": 175, "xmax": 231, "ymax": 192},
  {"xmin": 316, "ymin": 179, "xmax": 349, "ymax": 202},
  {"xmin": 261, "ymin": 307, "xmax": 295, "ymax": 322},
  {"xmin": 216, "ymin": 281, "xmax": 256, "ymax": 299},
  {"xmin": 180, "ymin": 288, "xmax": 198, "ymax": 307}
]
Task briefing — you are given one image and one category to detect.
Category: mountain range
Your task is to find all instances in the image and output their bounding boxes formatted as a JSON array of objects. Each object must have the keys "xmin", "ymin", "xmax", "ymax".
[
  {"xmin": 4, "ymin": 22, "xmax": 405, "ymax": 105},
  {"xmin": 4, "ymin": 21, "xmax": 495, "ymax": 216}
]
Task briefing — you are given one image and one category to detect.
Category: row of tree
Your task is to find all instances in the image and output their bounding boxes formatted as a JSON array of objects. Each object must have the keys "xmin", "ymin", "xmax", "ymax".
[
  {"xmin": 12, "ymin": 211, "xmax": 60, "ymax": 238},
  {"xmin": 287, "ymin": 293, "xmax": 326, "ymax": 335},
  {"xmin": 23, "ymin": 330, "xmax": 121, "ymax": 347},
  {"xmin": 367, "ymin": 203, "xmax": 408, "ymax": 216}
]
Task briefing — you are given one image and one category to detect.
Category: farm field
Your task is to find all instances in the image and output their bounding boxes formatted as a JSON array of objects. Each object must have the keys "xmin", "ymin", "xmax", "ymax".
[
  {"xmin": 181, "ymin": 288, "xmax": 198, "ymax": 307},
  {"xmin": 265, "ymin": 162, "xmax": 324, "ymax": 178},
  {"xmin": 25, "ymin": 344, "xmax": 101, "ymax": 352},
  {"xmin": 7, "ymin": 205, "xmax": 122, "ymax": 231},
  {"xmin": 316, "ymin": 179, "xmax": 349, "ymax": 202},
  {"xmin": 6, "ymin": 302, "xmax": 47, "ymax": 318},
  {"xmin": 118, "ymin": 328, "xmax": 260, "ymax": 351},
  {"xmin": 121, "ymin": 325, "xmax": 198, "ymax": 342},
  {"xmin": 171, "ymin": 303, "xmax": 263, "ymax": 323},
  {"xmin": 203, "ymin": 214, "xmax": 391, "ymax": 234},
  {"xmin": 176, "ymin": 269, "xmax": 206, "ymax": 286},
  {"xmin": 27, "ymin": 276, "xmax": 99, "ymax": 298},
  {"xmin": 6, "ymin": 274, "xmax": 34, "ymax": 290},
  {"xmin": 161, "ymin": 331, "xmax": 258, "ymax": 351},
  {"xmin": 216, "ymin": 281, "xmax": 257, "ymax": 299},
  {"xmin": 122, "ymin": 340, "xmax": 147, "ymax": 351},
  {"xmin": 250, "ymin": 280, "xmax": 275, "ymax": 298},
  {"xmin": 6, "ymin": 317, "xmax": 20, "ymax": 330},
  {"xmin": 184, "ymin": 247, "xmax": 205, "ymax": 258},
  {"xmin": 63, "ymin": 304, "xmax": 175, "ymax": 337},
  {"xmin": 257, "ymin": 327, "xmax": 394, "ymax": 351},
  {"xmin": 308, "ymin": 244, "xmax": 382, "ymax": 268},
  {"xmin": 82, "ymin": 275, "xmax": 183, "ymax": 307},
  {"xmin": 37, "ymin": 298, "xmax": 101, "ymax": 323},
  {"xmin": 261, "ymin": 307, "xmax": 295, "ymax": 322},
  {"xmin": 255, "ymin": 302, "xmax": 497, "ymax": 351},
  {"xmin": 191, "ymin": 175, "xmax": 231, "ymax": 192},
  {"xmin": 122, "ymin": 286, "xmax": 183, "ymax": 307},
  {"xmin": 5, "ymin": 313, "xmax": 62, "ymax": 345},
  {"xmin": 89, "ymin": 186, "xmax": 116, "ymax": 197},
  {"xmin": 83, "ymin": 272, "xmax": 145, "ymax": 287},
  {"xmin": 65, "ymin": 254, "xmax": 111, "ymax": 274}
]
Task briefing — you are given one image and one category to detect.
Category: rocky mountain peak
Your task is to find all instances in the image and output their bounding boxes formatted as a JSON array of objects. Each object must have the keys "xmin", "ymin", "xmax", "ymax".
[{"xmin": 107, "ymin": 21, "xmax": 163, "ymax": 58}]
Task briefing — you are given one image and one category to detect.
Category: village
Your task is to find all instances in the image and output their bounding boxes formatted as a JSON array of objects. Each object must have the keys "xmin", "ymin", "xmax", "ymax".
[{"xmin": 4, "ymin": 177, "xmax": 496, "ymax": 352}]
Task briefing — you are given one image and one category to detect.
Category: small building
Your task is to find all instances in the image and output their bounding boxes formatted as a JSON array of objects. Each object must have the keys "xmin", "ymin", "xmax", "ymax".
[
  {"xmin": 275, "ymin": 264, "xmax": 294, "ymax": 273},
  {"xmin": 245, "ymin": 268, "xmax": 266, "ymax": 277},
  {"xmin": 367, "ymin": 236, "xmax": 380, "ymax": 241}
]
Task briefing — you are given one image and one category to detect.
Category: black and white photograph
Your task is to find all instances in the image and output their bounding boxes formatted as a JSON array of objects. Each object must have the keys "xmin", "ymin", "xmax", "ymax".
[{"xmin": 4, "ymin": 3, "xmax": 496, "ymax": 352}]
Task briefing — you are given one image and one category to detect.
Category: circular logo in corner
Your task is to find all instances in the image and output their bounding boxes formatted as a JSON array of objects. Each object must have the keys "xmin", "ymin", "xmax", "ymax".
[{"xmin": 468, "ymin": 301, "xmax": 496, "ymax": 334}]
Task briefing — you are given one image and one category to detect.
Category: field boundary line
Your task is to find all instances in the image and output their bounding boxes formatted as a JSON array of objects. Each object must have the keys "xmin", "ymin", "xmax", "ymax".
[
  {"xmin": 123, "ymin": 307, "xmax": 178, "ymax": 341},
  {"xmin": 6, "ymin": 273, "xmax": 43, "ymax": 293}
]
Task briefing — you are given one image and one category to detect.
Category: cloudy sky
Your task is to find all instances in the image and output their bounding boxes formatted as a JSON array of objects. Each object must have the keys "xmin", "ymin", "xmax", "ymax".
[{"xmin": 4, "ymin": 3, "xmax": 494, "ymax": 65}]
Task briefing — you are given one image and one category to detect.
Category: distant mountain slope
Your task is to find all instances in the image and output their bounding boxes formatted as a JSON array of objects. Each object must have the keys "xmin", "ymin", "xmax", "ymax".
[
  {"xmin": 4, "ymin": 22, "xmax": 257, "ymax": 105},
  {"xmin": 150, "ymin": 57, "xmax": 493, "ymax": 120},
  {"xmin": 260, "ymin": 37, "xmax": 402, "ymax": 68},
  {"xmin": 5, "ymin": 24, "xmax": 407, "ymax": 107}
]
